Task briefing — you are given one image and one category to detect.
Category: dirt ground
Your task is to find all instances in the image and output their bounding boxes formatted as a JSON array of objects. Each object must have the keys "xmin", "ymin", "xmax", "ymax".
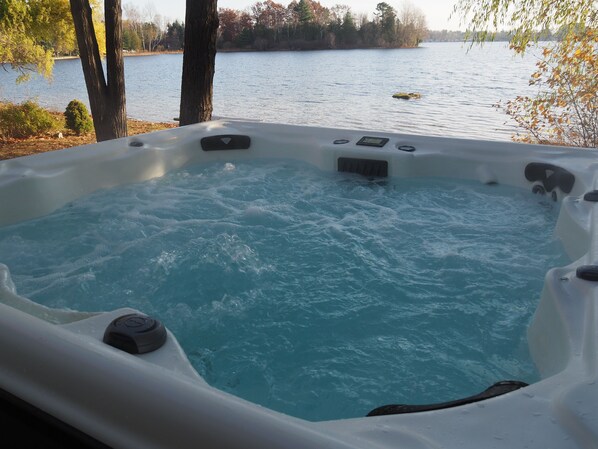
[{"xmin": 0, "ymin": 114, "xmax": 177, "ymax": 160}]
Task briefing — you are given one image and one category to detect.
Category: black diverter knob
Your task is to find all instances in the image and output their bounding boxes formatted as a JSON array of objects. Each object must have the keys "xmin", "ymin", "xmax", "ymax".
[{"xmin": 103, "ymin": 313, "xmax": 167, "ymax": 354}]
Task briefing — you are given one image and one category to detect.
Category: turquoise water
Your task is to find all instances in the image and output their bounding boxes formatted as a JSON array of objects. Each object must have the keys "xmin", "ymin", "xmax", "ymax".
[{"xmin": 0, "ymin": 160, "xmax": 567, "ymax": 421}]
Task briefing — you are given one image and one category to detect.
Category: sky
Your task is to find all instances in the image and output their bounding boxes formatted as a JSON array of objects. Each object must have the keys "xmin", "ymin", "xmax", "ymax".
[{"xmin": 124, "ymin": 0, "xmax": 463, "ymax": 32}]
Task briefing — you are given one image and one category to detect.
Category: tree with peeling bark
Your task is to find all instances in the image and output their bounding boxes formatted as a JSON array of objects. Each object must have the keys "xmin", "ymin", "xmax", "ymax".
[
  {"xmin": 179, "ymin": 0, "xmax": 219, "ymax": 125},
  {"xmin": 69, "ymin": 0, "xmax": 127, "ymax": 141}
]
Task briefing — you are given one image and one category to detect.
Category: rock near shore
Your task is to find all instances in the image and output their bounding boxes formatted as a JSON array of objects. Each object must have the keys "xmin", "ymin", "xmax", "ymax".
[{"xmin": 393, "ymin": 92, "xmax": 422, "ymax": 100}]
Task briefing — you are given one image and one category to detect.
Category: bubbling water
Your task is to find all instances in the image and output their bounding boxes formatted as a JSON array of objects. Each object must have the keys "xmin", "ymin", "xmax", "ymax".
[{"xmin": 0, "ymin": 160, "xmax": 567, "ymax": 421}]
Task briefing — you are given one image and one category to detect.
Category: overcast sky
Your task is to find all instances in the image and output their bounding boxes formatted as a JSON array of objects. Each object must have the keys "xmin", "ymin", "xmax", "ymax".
[{"xmin": 124, "ymin": 1, "xmax": 463, "ymax": 31}]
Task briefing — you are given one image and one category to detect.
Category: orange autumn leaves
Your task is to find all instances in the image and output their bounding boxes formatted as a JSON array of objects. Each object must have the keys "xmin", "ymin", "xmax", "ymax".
[{"xmin": 505, "ymin": 29, "xmax": 597, "ymax": 147}]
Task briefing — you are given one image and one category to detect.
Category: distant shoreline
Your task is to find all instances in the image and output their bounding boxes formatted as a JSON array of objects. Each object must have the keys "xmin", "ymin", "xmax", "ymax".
[
  {"xmin": 53, "ymin": 51, "xmax": 183, "ymax": 61},
  {"xmin": 49, "ymin": 30, "xmax": 547, "ymax": 62},
  {"xmin": 52, "ymin": 43, "xmax": 451, "ymax": 62},
  {"xmin": 50, "ymin": 37, "xmax": 526, "ymax": 61}
]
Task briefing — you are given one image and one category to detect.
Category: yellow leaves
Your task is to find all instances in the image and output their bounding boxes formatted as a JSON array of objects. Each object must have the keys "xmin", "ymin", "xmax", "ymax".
[
  {"xmin": 0, "ymin": 20, "xmax": 55, "ymax": 82},
  {"xmin": 505, "ymin": 29, "xmax": 598, "ymax": 147},
  {"xmin": 455, "ymin": 0, "xmax": 597, "ymax": 54},
  {"xmin": 0, "ymin": 0, "xmax": 71, "ymax": 81},
  {"xmin": 90, "ymin": 0, "xmax": 106, "ymax": 55}
]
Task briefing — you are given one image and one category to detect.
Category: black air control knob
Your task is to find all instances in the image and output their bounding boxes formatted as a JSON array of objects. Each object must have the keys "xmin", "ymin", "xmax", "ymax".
[
  {"xmin": 576, "ymin": 265, "xmax": 598, "ymax": 282},
  {"xmin": 103, "ymin": 313, "xmax": 167, "ymax": 354},
  {"xmin": 584, "ymin": 190, "xmax": 598, "ymax": 202}
]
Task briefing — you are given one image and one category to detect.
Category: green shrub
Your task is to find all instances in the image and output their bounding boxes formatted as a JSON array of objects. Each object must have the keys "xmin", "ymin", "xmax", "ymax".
[
  {"xmin": 65, "ymin": 99, "xmax": 94, "ymax": 135},
  {"xmin": 0, "ymin": 100, "xmax": 58, "ymax": 139}
]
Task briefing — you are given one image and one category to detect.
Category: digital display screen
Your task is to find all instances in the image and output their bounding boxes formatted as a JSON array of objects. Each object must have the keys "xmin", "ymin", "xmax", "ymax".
[{"xmin": 356, "ymin": 136, "xmax": 389, "ymax": 148}]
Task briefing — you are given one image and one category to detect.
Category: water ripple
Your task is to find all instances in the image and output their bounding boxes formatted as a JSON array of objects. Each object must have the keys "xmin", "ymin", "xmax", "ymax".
[
  {"xmin": 0, "ymin": 160, "xmax": 567, "ymax": 421},
  {"xmin": 0, "ymin": 42, "xmax": 539, "ymax": 141}
]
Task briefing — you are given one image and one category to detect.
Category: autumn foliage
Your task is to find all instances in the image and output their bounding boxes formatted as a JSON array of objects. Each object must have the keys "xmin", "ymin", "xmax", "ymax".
[
  {"xmin": 0, "ymin": 100, "xmax": 58, "ymax": 139},
  {"xmin": 0, "ymin": 0, "xmax": 105, "ymax": 82},
  {"xmin": 456, "ymin": 0, "xmax": 597, "ymax": 148},
  {"xmin": 216, "ymin": 0, "xmax": 427, "ymax": 51},
  {"xmin": 506, "ymin": 30, "xmax": 598, "ymax": 147}
]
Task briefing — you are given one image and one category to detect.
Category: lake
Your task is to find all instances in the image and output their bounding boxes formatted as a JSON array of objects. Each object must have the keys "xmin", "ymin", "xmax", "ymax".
[{"xmin": 0, "ymin": 42, "xmax": 542, "ymax": 141}]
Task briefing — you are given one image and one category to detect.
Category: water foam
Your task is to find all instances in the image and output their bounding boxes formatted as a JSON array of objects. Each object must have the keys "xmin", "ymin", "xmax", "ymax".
[{"xmin": 0, "ymin": 160, "xmax": 567, "ymax": 421}]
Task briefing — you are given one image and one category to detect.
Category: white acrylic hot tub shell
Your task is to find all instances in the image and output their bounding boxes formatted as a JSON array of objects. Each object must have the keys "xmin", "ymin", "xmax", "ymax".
[{"xmin": 0, "ymin": 120, "xmax": 597, "ymax": 449}]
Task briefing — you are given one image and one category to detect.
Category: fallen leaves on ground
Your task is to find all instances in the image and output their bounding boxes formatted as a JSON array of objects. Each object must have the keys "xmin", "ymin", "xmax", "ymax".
[{"xmin": 0, "ymin": 113, "xmax": 177, "ymax": 160}]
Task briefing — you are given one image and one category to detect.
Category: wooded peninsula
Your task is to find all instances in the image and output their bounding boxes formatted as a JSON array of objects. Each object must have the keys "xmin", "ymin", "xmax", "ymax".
[
  {"xmin": 121, "ymin": 1, "xmax": 429, "ymax": 53},
  {"xmin": 116, "ymin": 1, "xmax": 555, "ymax": 54}
]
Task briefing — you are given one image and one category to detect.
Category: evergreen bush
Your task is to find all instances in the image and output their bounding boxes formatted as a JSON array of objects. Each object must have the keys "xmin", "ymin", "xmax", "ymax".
[
  {"xmin": 0, "ymin": 101, "xmax": 58, "ymax": 139},
  {"xmin": 65, "ymin": 99, "xmax": 94, "ymax": 135}
]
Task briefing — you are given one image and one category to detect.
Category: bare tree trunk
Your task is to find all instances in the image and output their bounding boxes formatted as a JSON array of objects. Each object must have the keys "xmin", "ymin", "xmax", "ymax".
[
  {"xmin": 179, "ymin": 0, "xmax": 219, "ymax": 126},
  {"xmin": 104, "ymin": 0, "xmax": 127, "ymax": 137},
  {"xmin": 70, "ymin": 0, "xmax": 127, "ymax": 141}
]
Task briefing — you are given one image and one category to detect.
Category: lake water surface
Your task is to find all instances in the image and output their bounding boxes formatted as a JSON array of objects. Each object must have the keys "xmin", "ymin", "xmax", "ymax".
[{"xmin": 0, "ymin": 42, "xmax": 542, "ymax": 141}]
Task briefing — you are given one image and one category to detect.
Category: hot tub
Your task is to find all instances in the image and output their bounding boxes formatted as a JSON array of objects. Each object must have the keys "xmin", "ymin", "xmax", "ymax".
[{"xmin": 0, "ymin": 120, "xmax": 597, "ymax": 449}]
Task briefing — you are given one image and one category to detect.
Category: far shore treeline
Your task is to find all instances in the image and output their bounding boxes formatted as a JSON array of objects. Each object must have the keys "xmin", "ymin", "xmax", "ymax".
[
  {"xmin": 30, "ymin": 0, "xmax": 560, "ymax": 58},
  {"xmin": 121, "ymin": 0, "xmax": 558, "ymax": 54},
  {"xmin": 126, "ymin": 0, "xmax": 428, "ymax": 53}
]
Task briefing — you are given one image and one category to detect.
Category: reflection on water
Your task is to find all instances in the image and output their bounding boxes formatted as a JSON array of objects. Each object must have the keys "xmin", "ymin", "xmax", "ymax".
[{"xmin": 0, "ymin": 42, "xmax": 541, "ymax": 141}]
